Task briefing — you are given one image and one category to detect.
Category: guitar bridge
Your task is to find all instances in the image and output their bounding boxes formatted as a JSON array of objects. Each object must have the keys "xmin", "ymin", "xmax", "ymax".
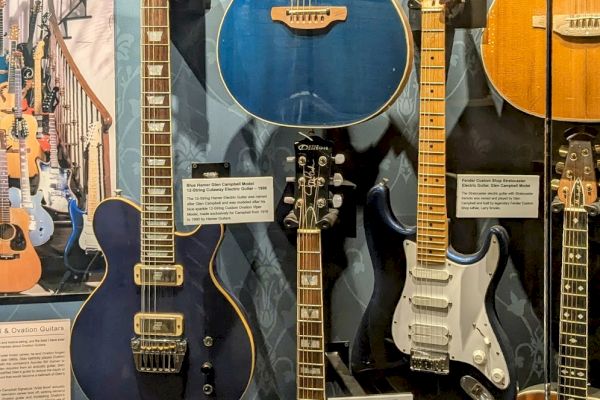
[
  {"xmin": 410, "ymin": 349, "xmax": 450, "ymax": 374},
  {"xmin": 131, "ymin": 337, "xmax": 187, "ymax": 373}
]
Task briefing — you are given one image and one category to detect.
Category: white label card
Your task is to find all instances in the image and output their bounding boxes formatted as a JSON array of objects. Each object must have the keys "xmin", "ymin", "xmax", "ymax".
[
  {"xmin": 456, "ymin": 174, "xmax": 539, "ymax": 218},
  {"xmin": 183, "ymin": 177, "xmax": 274, "ymax": 225},
  {"xmin": 0, "ymin": 319, "xmax": 71, "ymax": 400}
]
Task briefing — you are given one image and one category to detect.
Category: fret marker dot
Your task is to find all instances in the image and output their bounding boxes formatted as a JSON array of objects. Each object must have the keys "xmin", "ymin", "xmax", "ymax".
[
  {"xmin": 569, "ymin": 338, "xmax": 577, "ymax": 344},
  {"xmin": 565, "ymin": 284, "xmax": 571, "ymax": 290},
  {"xmin": 578, "ymin": 285, "xmax": 584, "ymax": 292},
  {"xmin": 575, "ymin": 253, "xmax": 581, "ymax": 260},
  {"xmin": 573, "ymin": 217, "xmax": 579, "ymax": 224},
  {"xmin": 578, "ymin": 314, "xmax": 583, "ymax": 320},
  {"xmin": 569, "ymin": 253, "xmax": 574, "ymax": 259},
  {"xmin": 564, "ymin": 312, "xmax": 570, "ymax": 318}
]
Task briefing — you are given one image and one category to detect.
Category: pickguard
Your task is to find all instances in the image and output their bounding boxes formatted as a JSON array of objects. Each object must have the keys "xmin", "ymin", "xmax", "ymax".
[
  {"xmin": 0, "ymin": 223, "xmax": 27, "ymax": 252},
  {"xmin": 78, "ymin": 217, "xmax": 100, "ymax": 252},
  {"xmin": 392, "ymin": 238, "xmax": 510, "ymax": 390}
]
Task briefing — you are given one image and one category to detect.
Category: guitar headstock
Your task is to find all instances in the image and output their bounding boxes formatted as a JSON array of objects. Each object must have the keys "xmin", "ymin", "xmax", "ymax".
[
  {"xmin": 34, "ymin": 40, "xmax": 45, "ymax": 61},
  {"xmin": 0, "ymin": 1, "xmax": 7, "ymax": 9},
  {"xmin": 284, "ymin": 136, "xmax": 344, "ymax": 230},
  {"xmin": 42, "ymin": 86, "xmax": 59, "ymax": 113},
  {"xmin": 9, "ymin": 26, "xmax": 19, "ymax": 42},
  {"xmin": 84, "ymin": 122, "xmax": 102, "ymax": 150},
  {"xmin": 31, "ymin": 1, "xmax": 42, "ymax": 14},
  {"xmin": 553, "ymin": 129, "xmax": 599, "ymax": 209},
  {"xmin": 418, "ymin": 0, "xmax": 445, "ymax": 10}
]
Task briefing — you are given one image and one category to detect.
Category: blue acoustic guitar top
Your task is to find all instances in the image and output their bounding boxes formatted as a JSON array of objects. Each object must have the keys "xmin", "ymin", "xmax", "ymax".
[{"xmin": 218, "ymin": 0, "xmax": 413, "ymax": 128}]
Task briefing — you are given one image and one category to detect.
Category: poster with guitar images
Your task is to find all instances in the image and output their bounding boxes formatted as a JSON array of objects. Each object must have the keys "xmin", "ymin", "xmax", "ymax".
[{"xmin": 0, "ymin": 0, "xmax": 115, "ymax": 299}]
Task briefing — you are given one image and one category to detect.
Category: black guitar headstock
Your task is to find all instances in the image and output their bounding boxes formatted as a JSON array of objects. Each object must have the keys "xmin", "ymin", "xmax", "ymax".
[
  {"xmin": 284, "ymin": 135, "xmax": 345, "ymax": 230},
  {"xmin": 42, "ymin": 86, "xmax": 59, "ymax": 113}
]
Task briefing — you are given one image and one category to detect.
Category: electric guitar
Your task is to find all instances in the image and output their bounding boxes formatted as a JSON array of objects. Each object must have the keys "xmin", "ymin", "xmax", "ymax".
[
  {"xmin": 217, "ymin": 0, "xmax": 413, "ymax": 128},
  {"xmin": 0, "ymin": 1, "xmax": 9, "ymax": 85},
  {"xmin": 70, "ymin": 1, "xmax": 255, "ymax": 398},
  {"xmin": 7, "ymin": 58, "xmax": 53, "ymax": 247},
  {"xmin": 482, "ymin": 0, "xmax": 600, "ymax": 121},
  {"xmin": 517, "ymin": 130, "xmax": 600, "ymax": 400},
  {"xmin": 64, "ymin": 122, "xmax": 103, "ymax": 270},
  {"xmin": 284, "ymin": 136, "xmax": 344, "ymax": 399},
  {"xmin": 36, "ymin": 88, "xmax": 76, "ymax": 213},
  {"xmin": 0, "ymin": 130, "xmax": 41, "ymax": 293},
  {"xmin": 33, "ymin": 40, "xmax": 44, "ymax": 137},
  {"xmin": 352, "ymin": 2, "xmax": 516, "ymax": 398},
  {"xmin": 2, "ymin": 51, "xmax": 41, "ymax": 179}
]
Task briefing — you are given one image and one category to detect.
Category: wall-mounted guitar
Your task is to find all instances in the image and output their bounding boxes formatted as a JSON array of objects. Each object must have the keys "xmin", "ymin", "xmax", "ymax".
[
  {"xmin": 518, "ymin": 129, "xmax": 600, "ymax": 400},
  {"xmin": 217, "ymin": 0, "xmax": 413, "ymax": 127},
  {"xmin": 353, "ymin": 2, "xmax": 516, "ymax": 398},
  {"xmin": 0, "ymin": 129, "xmax": 41, "ymax": 293},
  {"xmin": 0, "ymin": 1, "xmax": 9, "ymax": 85},
  {"xmin": 71, "ymin": 1, "xmax": 255, "ymax": 398},
  {"xmin": 283, "ymin": 135, "xmax": 345, "ymax": 399},
  {"xmin": 36, "ymin": 87, "xmax": 76, "ymax": 213},
  {"xmin": 481, "ymin": 0, "xmax": 600, "ymax": 121},
  {"xmin": 7, "ymin": 53, "xmax": 53, "ymax": 247},
  {"xmin": 0, "ymin": 25, "xmax": 34, "ymax": 115}
]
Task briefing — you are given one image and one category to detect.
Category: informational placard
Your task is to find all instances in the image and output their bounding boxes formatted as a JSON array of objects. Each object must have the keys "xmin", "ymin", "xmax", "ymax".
[
  {"xmin": 0, "ymin": 319, "xmax": 70, "ymax": 400},
  {"xmin": 183, "ymin": 177, "xmax": 274, "ymax": 225},
  {"xmin": 456, "ymin": 175, "xmax": 539, "ymax": 218}
]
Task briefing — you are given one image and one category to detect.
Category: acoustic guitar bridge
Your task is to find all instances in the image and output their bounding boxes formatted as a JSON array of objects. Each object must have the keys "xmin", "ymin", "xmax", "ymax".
[
  {"xmin": 271, "ymin": 6, "xmax": 347, "ymax": 30},
  {"xmin": 533, "ymin": 14, "xmax": 600, "ymax": 37}
]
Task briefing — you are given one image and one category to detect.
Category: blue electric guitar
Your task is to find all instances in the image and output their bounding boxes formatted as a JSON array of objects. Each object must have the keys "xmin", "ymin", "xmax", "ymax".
[
  {"xmin": 70, "ymin": 1, "xmax": 255, "ymax": 398},
  {"xmin": 35, "ymin": 88, "xmax": 77, "ymax": 213},
  {"xmin": 352, "ymin": 2, "xmax": 516, "ymax": 399},
  {"xmin": 217, "ymin": 0, "xmax": 413, "ymax": 128}
]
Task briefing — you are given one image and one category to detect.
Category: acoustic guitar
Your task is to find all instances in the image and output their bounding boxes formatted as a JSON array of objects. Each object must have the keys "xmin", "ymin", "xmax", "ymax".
[
  {"xmin": 482, "ymin": 0, "xmax": 600, "ymax": 122},
  {"xmin": 217, "ymin": 0, "xmax": 413, "ymax": 128},
  {"xmin": 0, "ymin": 130, "xmax": 41, "ymax": 293}
]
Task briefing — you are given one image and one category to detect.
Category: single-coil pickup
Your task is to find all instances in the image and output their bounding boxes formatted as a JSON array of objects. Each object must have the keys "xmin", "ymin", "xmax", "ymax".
[
  {"xmin": 134, "ymin": 313, "xmax": 184, "ymax": 337},
  {"xmin": 411, "ymin": 267, "xmax": 450, "ymax": 282},
  {"xmin": 271, "ymin": 6, "xmax": 347, "ymax": 30},
  {"xmin": 134, "ymin": 264, "xmax": 183, "ymax": 287},
  {"xmin": 411, "ymin": 295, "xmax": 449, "ymax": 310}
]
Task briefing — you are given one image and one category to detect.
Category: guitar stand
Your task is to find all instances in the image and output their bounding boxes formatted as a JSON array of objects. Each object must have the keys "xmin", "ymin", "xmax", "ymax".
[{"xmin": 327, "ymin": 342, "xmax": 413, "ymax": 400}]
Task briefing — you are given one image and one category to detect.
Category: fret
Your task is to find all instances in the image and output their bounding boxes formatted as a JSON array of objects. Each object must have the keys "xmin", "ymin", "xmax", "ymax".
[
  {"xmin": 420, "ymin": 112, "xmax": 445, "ymax": 116},
  {"xmin": 419, "ymin": 162, "xmax": 445, "ymax": 166}
]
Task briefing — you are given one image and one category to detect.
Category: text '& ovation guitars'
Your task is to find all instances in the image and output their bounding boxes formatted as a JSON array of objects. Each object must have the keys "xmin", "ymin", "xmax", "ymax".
[
  {"xmin": 70, "ymin": 1, "xmax": 255, "ymax": 398},
  {"xmin": 217, "ymin": 0, "xmax": 413, "ymax": 128}
]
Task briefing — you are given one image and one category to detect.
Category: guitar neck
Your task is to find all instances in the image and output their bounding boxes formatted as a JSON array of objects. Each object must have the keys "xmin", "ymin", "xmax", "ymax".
[
  {"xmin": 8, "ymin": 39, "xmax": 17, "ymax": 93},
  {"xmin": 416, "ymin": 7, "xmax": 448, "ymax": 264},
  {"xmin": 18, "ymin": 136, "xmax": 31, "ymax": 203},
  {"xmin": 296, "ymin": 229, "xmax": 326, "ymax": 400},
  {"xmin": 48, "ymin": 114, "xmax": 59, "ymax": 168},
  {"xmin": 0, "ymin": 141, "xmax": 9, "ymax": 224},
  {"xmin": 140, "ymin": 0, "xmax": 175, "ymax": 264},
  {"xmin": 34, "ymin": 50, "xmax": 42, "ymax": 115},
  {"xmin": 86, "ymin": 140, "xmax": 101, "ymax": 221},
  {"xmin": 0, "ymin": 8, "xmax": 4, "ymax": 55},
  {"xmin": 558, "ymin": 207, "xmax": 589, "ymax": 399}
]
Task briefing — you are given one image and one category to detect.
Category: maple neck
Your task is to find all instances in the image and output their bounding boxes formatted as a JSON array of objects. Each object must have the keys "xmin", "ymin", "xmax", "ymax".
[
  {"xmin": 0, "ymin": 8, "xmax": 4, "ymax": 55},
  {"xmin": 296, "ymin": 229, "xmax": 326, "ymax": 400},
  {"xmin": 140, "ymin": 0, "xmax": 174, "ymax": 265},
  {"xmin": 48, "ymin": 113, "xmax": 59, "ymax": 168},
  {"xmin": 416, "ymin": 8, "xmax": 448, "ymax": 265},
  {"xmin": 34, "ymin": 47, "xmax": 42, "ymax": 115},
  {"xmin": 558, "ymin": 207, "xmax": 589, "ymax": 399},
  {"xmin": 86, "ymin": 139, "xmax": 101, "ymax": 222},
  {"xmin": 0, "ymin": 140, "xmax": 9, "ymax": 224}
]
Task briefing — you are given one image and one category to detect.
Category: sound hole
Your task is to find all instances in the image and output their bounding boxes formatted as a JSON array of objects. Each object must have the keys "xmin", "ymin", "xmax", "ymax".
[{"xmin": 0, "ymin": 223, "xmax": 15, "ymax": 240}]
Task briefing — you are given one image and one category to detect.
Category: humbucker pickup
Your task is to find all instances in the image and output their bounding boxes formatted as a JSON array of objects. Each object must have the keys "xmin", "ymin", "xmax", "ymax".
[
  {"xmin": 134, "ymin": 313, "xmax": 184, "ymax": 337},
  {"xmin": 410, "ymin": 350, "xmax": 450, "ymax": 374},
  {"xmin": 134, "ymin": 264, "xmax": 183, "ymax": 287}
]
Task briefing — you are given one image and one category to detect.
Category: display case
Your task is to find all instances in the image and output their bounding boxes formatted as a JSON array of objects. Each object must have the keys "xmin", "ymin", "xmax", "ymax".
[{"xmin": 0, "ymin": 0, "xmax": 598, "ymax": 399}]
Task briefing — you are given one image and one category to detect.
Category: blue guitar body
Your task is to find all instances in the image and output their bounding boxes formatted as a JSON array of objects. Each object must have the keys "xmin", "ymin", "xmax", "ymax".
[
  {"xmin": 0, "ymin": 55, "xmax": 8, "ymax": 84},
  {"xmin": 8, "ymin": 187, "xmax": 54, "ymax": 247},
  {"xmin": 217, "ymin": 0, "xmax": 413, "ymax": 127},
  {"xmin": 351, "ymin": 184, "xmax": 517, "ymax": 400},
  {"xmin": 71, "ymin": 198, "xmax": 255, "ymax": 399}
]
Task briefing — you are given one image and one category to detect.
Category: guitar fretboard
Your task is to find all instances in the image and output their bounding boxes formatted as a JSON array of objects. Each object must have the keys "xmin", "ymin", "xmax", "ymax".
[
  {"xmin": 0, "ymin": 6, "xmax": 4, "ymax": 55},
  {"xmin": 558, "ymin": 207, "xmax": 589, "ymax": 400},
  {"xmin": 140, "ymin": 0, "xmax": 174, "ymax": 265},
  {"xmin": 416, "ymin": 7, "xmax": 448, "ymax": 265},
  {"xmin": 297, "ymin": 229, "xmax": 325, "ymax": 400},
  {"xmin": 48, "ymin": 114, "xmax": 59, "ymax": 168},
  {"xmin": 0, "ymin": 139, "xmax": 9, "ymax": 224},
  {"xmin": 86, "ymin": 133, "xmax": 100, "ymax": 223},
  {"xmin": 15, "ymin": 66, "xmax": 32, "ymax": 204}
]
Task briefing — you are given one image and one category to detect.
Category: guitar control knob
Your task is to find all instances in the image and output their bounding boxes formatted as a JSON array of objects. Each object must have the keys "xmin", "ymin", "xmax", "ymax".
[
  {"xmin": 491, "ymin": 368, "xmax": 505, "ymax": 385},
  {"xmin": 332, "ymin": 173, "xmax": 343, "ymax": 187},
  {"xmin": 283, "ymin": 197, "xmax": 295, "ymax": 205},
  {"xmin": 551, "ymin": 179, "xmax": 560, "ymax": 191},
  {"xmin": 555, "ymin": 161, "xmax": 565, "ymax": 174},
  {"xmin": 286, "ymin": 156, "xmax": 295, "ymax": 163},
  {"xmin": 331, "ymin": 194, "xmax": 343, "ymax": 209},
  {"xmin": 558, "ymin": 145, "xmax": 569, "ymax": 158},
  {"xmin": 472, "ymin": 350, "xmax": 486, "ymax": 365},
  {"xmin": 201, "ymin": 362, "xmax": 213, "ymax": 374},
  {"xmin": 203, "ymin": 384, "xmax": 214, "ymax": 395},
  {"xmin": 333, "ymin": 153, "xmax": 345, "ymax": 165}
]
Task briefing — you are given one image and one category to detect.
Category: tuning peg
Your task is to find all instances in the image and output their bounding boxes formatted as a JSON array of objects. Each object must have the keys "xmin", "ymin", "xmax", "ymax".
[
  {"xmin": 333, "ymin": 154, "xmax": 345, "ymax": 165},
  {"xmin": 286, "ymin": 156, "xmax": 295, "ymax": 163},
  {"xmin": 331, "ymin": 194, "xmax": 343, "ymax": 209},
  {"xmin": 283, "ymin": 197, "xmax": 295, "ymax": 205},
  {"xmin": 551, "ymin": 179, "xmax": 560, "ymax": 191},
  {"xmin": 558, "ymin": 145, "xmax": 569, "ymax": 158},
  {"xmin": 286, "ymin": 177, "xmax": 295, "ymax": 183},
  {"xmin": 332, "ymin": 173, "xmax": 343, "ymax": 187},
  {"xmin": 555, "ymin": 162, "xmax": 565, "ymax": 174},
  {"xmin": 594, "ymin": 144, "xmax": 600, "ymax": 155}
]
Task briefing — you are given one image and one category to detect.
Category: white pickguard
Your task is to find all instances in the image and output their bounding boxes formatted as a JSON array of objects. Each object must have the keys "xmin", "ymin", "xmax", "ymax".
[
  {"xmin": 392, "ymin": 237, "xmax": 510, "ymax": 389},
  {"xmin": 37, "ymin": 166, "xmax": 71, "ymax": 214},
  {"xmin": 79, "ymin": 217, "xmax": 100, "ymax": 252}
]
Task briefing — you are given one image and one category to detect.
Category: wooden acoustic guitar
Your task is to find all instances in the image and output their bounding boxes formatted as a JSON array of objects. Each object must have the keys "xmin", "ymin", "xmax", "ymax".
[
  {"xmin": 217, "ymin": 0, "xmax": 413, "ymax": 127},
  {"xmin": 518, "ymin": 130, "xmax": 600, "ymax": 400},
  {"xmin": 0, "ymin": 130, "xmax": 41, "ymax": 293},
  {"xmin": 482, "ymin": 0, "xmax": 600, "ymax": 122}
]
